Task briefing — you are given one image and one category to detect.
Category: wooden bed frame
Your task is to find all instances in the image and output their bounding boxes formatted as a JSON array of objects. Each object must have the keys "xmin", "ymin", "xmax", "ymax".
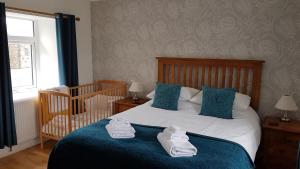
[
  {"xmin": 38, "ymin": 80, "xmax": 127, "ymax": 148},
  {"xmin": 157, "ymin": 57, "xmax": 265, "ymax": 111}
]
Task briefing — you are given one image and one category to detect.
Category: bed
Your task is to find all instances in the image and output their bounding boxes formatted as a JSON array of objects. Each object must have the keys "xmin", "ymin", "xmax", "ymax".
[{"xmin": 48, "ymin": 57, "xmax": 264, "ymax": 169}]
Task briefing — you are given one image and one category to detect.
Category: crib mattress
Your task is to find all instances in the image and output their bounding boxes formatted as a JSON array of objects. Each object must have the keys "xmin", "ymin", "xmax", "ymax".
[{"xmin": 42, "ymin": 111, "xmax": 112, "ymax": 137}]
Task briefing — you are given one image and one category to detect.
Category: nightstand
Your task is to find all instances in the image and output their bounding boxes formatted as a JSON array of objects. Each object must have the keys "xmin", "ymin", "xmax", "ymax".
[
  {"xmin": 262, "ymin": 116, "xmax": 300, "ymax": 169},
  {"xmin": 113, "ymin": 97, "xmax": 150, "ymax": 114}
]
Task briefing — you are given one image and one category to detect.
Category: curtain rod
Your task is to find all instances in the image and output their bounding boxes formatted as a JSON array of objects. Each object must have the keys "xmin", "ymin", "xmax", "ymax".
[{"xmin": 6, "ymin": 6, "xmax": 80, "ymax": 21}]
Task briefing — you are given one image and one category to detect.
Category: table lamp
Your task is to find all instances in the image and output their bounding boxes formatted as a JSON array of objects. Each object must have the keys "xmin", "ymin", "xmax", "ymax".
[
  {"xmin": 129, "ymin": 81, "xmax": 143, "ymax": 103},
  {"xmin": 275, "ymin": 95, "xmax": 298, "ymax": 122}
]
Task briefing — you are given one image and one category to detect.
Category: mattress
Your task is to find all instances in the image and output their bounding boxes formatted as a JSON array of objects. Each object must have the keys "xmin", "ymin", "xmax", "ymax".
[
  {"xmin": 42, "ymin": 95, "xmax": 124, "ymax": 137},
  {"xmin": 42, "ymin": 110, "xmax": 112, "ymax": 137},
  {"xmin": 111, "ymin": 100, "xmax": 261, "ymax": 161}
]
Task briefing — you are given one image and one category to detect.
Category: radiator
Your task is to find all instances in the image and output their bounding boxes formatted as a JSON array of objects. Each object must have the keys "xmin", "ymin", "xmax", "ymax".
[{"xmin": 13, "ymin": 99, "xmax": 39, "ymax": 144}]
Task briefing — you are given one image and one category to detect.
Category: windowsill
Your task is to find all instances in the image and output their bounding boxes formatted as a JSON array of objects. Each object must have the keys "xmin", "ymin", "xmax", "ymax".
[{"xmin": 13, "ymin": 90, "xmax": 38, "ymax": 103}]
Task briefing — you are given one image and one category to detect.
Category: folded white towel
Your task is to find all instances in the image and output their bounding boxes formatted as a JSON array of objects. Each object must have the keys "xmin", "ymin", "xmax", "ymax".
[
  {"xmin": 106, "ymin": 124, "xmax": 135, "ymax": 139},
  {"xmin": 106, "ymin": 123, "xmax": 136, "ymax": 133},
  {"xmin": 106, "ymin": 118, "xmax": 135, "ymax": 139},
  {"xmin": 163, "ymin": 125, "xmax": 186, "ymax": 135},
  {"xmin": 162, "ymin": 125, "xmax": 189, "ymax": 142},
  {"xmin": 157, "ymin": 132, "xmax": 197, "ymax": 157},
  {"xmin": 109, "ymin": 118, "xmax": 131, "ymax": 127},
  {"xmin": 162, "ymin": 130, "xmax": 189, "ymax": 143}
]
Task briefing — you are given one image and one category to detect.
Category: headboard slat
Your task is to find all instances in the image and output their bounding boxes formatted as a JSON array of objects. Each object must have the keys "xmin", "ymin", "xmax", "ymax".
[
  {"xmin": 183, "ymin": 65, "xmax": 187, "ymax": 86},
  {"xmin": 171, "ymin": 64, "xmax": 175, "ymax": 84},
  {"xmin": 201, "ymin": 66, "xmax": 205, "ymax": 87},
  {"xmin": 228, "ymin": 67, "xmax": 233, "ymax": 88},
  {"xmin": 214, "ymin": 66, "xmax": 219, "ymax": 88},
  {"xmin": 194, "ymin": 65, "xmax": 199, "ymax": 89},
  {"xmin": 236, "ymin": 66, "xmax": 241, "ymax": 91},
  {"xmin": 243, "ymin": 68, "xmax": 249, "ymax": 94},
  {"xmin": 208, "ymin": 65, "xmax": 212, "ymax": 87},
  {"xmin": 156, "ymin": 57, "xmax": 264, "ymax": 110},
  {"xmin": 221, "ymin": 66, "xmax": 226, "ymax": 88}
]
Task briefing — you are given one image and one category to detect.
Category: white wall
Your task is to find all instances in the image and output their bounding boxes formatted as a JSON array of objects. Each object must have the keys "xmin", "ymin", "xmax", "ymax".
[
  {"xmin": 0, "ymin": 0, "xmax": 93, "ymax": 158},
  {"xmin": 1, "ymin": 0, "xmax": 93, "ymax": 84}
]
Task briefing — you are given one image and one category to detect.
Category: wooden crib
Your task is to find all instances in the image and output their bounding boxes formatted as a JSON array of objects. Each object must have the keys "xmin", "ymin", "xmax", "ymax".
[{"xmin": 38, "ymin": 80, "xmax": 127, "ymax": 148}]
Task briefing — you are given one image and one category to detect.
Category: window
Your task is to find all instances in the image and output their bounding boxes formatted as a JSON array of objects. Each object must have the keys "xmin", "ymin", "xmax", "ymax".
[
  {"xmin": 6, "ymin": 12, "xmax": 60, "ymax": 98},
  {"xmin": 7, "ymin": 16, "xmax": 37, "ymax": 92}
]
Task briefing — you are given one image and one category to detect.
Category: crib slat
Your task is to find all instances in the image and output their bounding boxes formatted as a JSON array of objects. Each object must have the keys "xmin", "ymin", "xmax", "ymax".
[
  {"xmin": 92, "ymin": 94, "xmax": 95, "ymax": 123},
  {"xmin": 97, "ymin": 93, "xmax": 100, "ymax": 121},
  {"xmin": 84, "ymin": 96, "xmax": 87, "ymax": 126},
  {"xmin": 68, "ymin": 96, "xmax": 72, "ymax": 133},
  {"xmin": 51, "ymin": 94, "xmax": 54, "ymax": 137},
  {"xmin": 57, "ymin": 95, "xmax": 60, "ymax": 138},
  {"xmin": 89, "ymin": 95, "xmax": 92, "ymax": 124},
  {"xmin": 63, "ymin": 97, "xmax": 67, "ymax": 136},
  {"xmin": 77, "ymin": 97, "xmax": 80, "ymax": 129}
]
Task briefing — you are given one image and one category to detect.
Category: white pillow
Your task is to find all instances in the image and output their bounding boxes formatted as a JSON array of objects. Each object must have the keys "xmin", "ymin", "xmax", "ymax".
[
  {"xmin": 180, "ymin": 87, "xmax": 200, "ymax": 100},
  {"xmin": 189, "ymin": 91, "xmax": 251, "ymax": 110},
  {"xmin": 146, "ymin": 86, "xmax": 200, "ymax": 101},
  {"xmin": 189, "ymin": 91, "xmax": 203, "ymax": 105},
  {"xmin": 234, "ymin": 93, "xmax": 251, "ymax": 110},
  {"xmin": 146, "ymin": 99, "xmax": 201, "ymax": 113},
  {"xmin": 146, "ymin": 90, "xmax": 155, "ymax": 99}
]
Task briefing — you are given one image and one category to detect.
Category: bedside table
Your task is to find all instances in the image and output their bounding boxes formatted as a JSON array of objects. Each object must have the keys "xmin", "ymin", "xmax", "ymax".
[
  {"xmin": 113, "ymin": 97, "xmax": 150, "ymax": 114},
  {"xmin": 262, "ymin": 116, "xmax": 300, "ymax": 169}
]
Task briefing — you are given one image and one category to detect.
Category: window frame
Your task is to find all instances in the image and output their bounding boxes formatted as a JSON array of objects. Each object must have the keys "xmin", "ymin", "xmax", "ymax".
[{"xmin": 7, "ymin": 15, "xmax": 40, "ymax": 93}]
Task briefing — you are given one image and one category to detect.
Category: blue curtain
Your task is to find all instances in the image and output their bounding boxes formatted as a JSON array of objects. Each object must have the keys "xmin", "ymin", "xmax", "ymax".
[
  {"xmin": 0, "ymin": 2, "xmax": 17, "ymax": 149},
  {"xmin": 55, "ymin": 13, "xmax": 79, "ymax": 87}
]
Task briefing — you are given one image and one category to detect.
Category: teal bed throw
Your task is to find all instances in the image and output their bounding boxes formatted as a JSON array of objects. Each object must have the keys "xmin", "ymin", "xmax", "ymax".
[{"xmin": 48, "ymin": 119, "xmax": 254, "ymax": 169}]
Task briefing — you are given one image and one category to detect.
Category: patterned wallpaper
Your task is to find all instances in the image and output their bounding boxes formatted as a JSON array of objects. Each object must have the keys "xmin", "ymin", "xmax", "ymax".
[{"xmin": 91, "ymin": 0, "xmax": 300, "ymax": 118}]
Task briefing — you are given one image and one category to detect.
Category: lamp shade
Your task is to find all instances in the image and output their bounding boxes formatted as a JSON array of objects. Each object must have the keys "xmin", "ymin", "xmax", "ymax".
[
  {"xmin": 275, "ymin": 95, "xmax": 298, "ymax": 111},
  {"xmin": 129, "ymin": 81, "xmax": 143, "ymax": 93}
]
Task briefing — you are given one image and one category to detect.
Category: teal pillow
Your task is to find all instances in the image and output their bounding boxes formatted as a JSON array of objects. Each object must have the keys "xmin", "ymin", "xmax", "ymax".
[
  {"xmin": 200, "ymin": 86, "xmax": 235, "ymax": 119},
  {"xmin": 152, "ymin": 83, "xmax": 181, "ymax": 111}
]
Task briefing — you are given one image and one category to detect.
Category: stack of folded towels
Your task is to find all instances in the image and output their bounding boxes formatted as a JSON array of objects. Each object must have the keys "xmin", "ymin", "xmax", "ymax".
[
  {"xmin": 157, "ymin": 126, "xmax": 197, "ymax": 157},
  {"xmin": 106, "ymin": 118, "xmax": 135, "ymax": 139}
]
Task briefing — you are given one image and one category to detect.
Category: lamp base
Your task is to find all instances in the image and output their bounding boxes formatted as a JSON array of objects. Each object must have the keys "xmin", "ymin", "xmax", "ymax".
[
  {"xmin": 280, "ymin": 111, "xmax": 291, "ymax": 122},
  {"xmin": 132, "ymin": 94, "xmax": 139, "ymax": 103},
  {"xmin": 280, "ymin": 117, "xmax": 291, "ymax": 122}
]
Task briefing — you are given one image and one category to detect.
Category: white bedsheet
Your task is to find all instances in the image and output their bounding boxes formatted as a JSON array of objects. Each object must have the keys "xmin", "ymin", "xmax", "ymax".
[{"xmin": 111, "ymin": 100, "xmax": 261, "ymax": 161}]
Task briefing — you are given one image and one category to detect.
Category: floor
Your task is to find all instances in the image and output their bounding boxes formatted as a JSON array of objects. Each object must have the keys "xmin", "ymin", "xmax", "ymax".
[{"xmin": 0, "ymin": 141, "xmax": 56, "ymax": 169}]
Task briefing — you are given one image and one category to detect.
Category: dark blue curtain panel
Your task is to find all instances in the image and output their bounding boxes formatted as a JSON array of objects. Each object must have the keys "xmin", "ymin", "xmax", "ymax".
[
  {"xmin": 55, "ymin": 13, "xmax": 79, "ymax": 87},
  {"xmin": 0, "ymin": 2, "xmax": 17, "ymax": 149}
]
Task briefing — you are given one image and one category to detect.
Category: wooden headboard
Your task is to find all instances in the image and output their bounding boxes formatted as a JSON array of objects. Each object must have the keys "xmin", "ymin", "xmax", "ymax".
[{"xmin": 157, "ymin": 57, "xmax": 265, "ymax": 111}]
